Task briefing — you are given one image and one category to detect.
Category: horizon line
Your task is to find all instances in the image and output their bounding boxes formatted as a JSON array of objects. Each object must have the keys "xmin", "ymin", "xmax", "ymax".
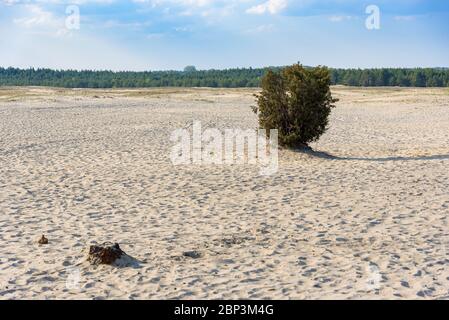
[{"xmin": 1, "ymin": 66, "xmax": 448, "ymax": 73}]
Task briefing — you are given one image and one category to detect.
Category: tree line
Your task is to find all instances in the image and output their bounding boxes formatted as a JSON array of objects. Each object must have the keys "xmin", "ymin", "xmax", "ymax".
[{"xmin": 0, "ymin": 66, "xmax": 448, "ymax": 88}]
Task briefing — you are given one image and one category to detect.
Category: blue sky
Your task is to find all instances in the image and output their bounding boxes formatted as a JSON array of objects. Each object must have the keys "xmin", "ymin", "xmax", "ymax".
[{"xmin": 0, "ymin": 0, "xmax": 448, "ymax": 70}]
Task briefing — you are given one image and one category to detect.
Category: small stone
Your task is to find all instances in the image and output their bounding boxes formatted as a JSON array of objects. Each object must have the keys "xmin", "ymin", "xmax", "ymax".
[
  {"xmin": 38, "ymin": 235, "xmax": 48, "ymax": 245},
  {"xmin": 183, "ymin": 251, "xmax": 203, "ymax": 259},
  {"xmin": 298, "ymin": 260, "xmax": 307, "ymax": 266}
]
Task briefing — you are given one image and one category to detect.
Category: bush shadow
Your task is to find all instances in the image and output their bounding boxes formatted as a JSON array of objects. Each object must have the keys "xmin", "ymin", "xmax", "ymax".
[{"xmin": 294, "ymin": 148, "xmax": 449, "ymax": 162}]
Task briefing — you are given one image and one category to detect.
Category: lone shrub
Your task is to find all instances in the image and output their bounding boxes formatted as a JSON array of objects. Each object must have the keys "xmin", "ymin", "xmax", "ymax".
[{"xmin": 253, "ymin": 63, "xmax": 337, "ymax": 148}]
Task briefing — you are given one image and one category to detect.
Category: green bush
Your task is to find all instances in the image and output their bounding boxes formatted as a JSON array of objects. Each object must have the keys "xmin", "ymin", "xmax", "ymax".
[{"xmin": 253, "ymin": 64, "xmax": 338, "ymax": 148}]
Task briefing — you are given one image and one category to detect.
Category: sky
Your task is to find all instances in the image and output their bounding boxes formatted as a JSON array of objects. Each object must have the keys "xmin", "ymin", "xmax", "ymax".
[{"xmin": 0, "ymin": 0, "xmax": 448, "ymax": 71}]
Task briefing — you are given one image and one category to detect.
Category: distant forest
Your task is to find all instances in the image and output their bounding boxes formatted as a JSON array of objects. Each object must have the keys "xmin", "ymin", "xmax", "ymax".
[{"xmin": 1, "ymin": 67, "xmax": 448, "ymax": 88}]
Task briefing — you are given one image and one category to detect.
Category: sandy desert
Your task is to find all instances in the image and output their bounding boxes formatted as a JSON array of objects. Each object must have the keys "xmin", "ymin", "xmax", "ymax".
[{"xmin": 0, "ymin": 86, "xmax": 448, "ymax": 299}]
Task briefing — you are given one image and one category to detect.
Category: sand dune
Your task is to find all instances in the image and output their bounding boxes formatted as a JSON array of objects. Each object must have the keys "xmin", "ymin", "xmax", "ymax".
[{"xmin": 0, "ymin": 86, "xmax": 448, "ymax": 299}]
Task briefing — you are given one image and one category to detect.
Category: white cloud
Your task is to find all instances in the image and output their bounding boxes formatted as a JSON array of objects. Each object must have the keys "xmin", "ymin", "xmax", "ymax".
[
  {"xmin": 133, "ymin": 0, "xmax": 213, "ymax": 7},
  {"xmin": 329, "ymin": 15, "xmax": 353, "ymax": 22},
  {"xmin": 246, "ymin": 0, "xmax": 287, "ymax": 15},
  {"xmin": 394, "ymin": 15, "xmax": 417, "ymax": 21},
  {"xmin": 13, "ymin": 4, "xmax": 62, "ymax": 29},
  {"xmin": 244, "ymin": 23, "xmax": 275, "ymax": 34},
  {"xmin": 131, "ymin": 0, "xmax": 241, "ymax": 23},
  {"xmin": 146, "ymin": 32, "xmax": 165, "ymax": 39},
  {"xmin": 11, "ymin": 3, "xmax": 77, "ymax": 38}
]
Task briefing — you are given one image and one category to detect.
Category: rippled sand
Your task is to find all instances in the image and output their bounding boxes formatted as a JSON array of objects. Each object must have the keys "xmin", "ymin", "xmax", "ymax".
[{"xmin": 0, "ymin": 86, "xmax": 448, "ymax": 299}]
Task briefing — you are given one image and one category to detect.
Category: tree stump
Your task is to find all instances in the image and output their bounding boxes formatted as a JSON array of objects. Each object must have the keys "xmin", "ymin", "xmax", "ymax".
[{"xmin": 87, "ymin": 243, "xmax": 125, "ymax": 265}]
